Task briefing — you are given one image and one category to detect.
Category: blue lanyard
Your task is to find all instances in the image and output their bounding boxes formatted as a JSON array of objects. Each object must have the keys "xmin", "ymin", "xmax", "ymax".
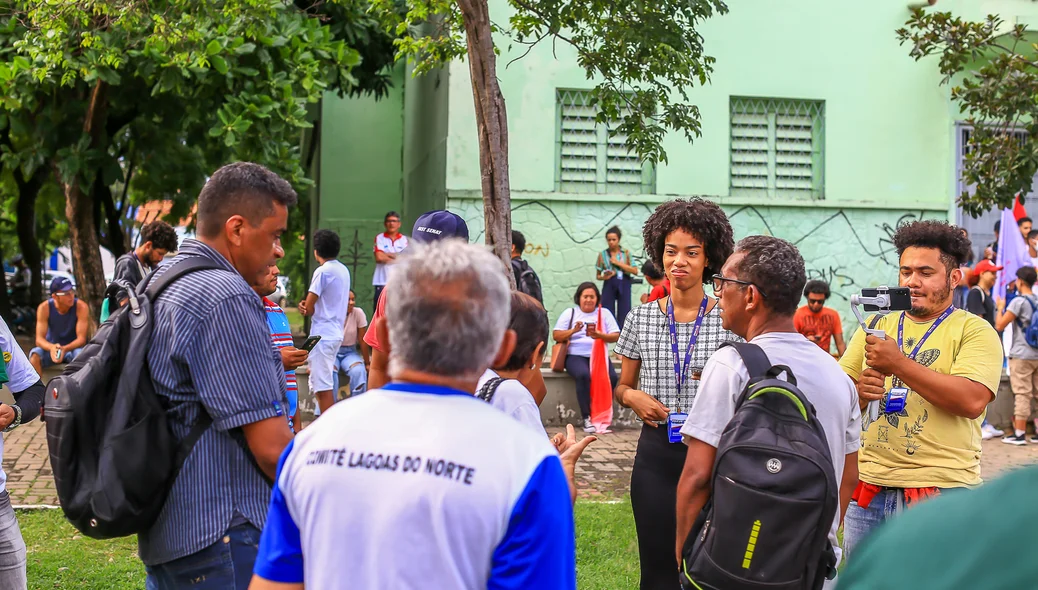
[
  {"xmin": 897, "ymin": 306, "xmax": 954, "ymax": 360},
  {"xmin": 668, "ymin": 296, "xmax": 709, "ymax": 393}
]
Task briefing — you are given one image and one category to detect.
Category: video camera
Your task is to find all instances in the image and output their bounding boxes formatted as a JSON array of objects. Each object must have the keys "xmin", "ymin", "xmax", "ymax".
[
  {"xmin": 849, "ymin": 286, "xmax": 912, "ymax": 422},
  {"xmin": 849, "ymin": 286, "xmax": 912, "ymax": 339}
]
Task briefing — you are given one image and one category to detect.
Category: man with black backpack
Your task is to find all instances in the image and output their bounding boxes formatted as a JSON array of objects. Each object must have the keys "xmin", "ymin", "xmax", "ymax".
[
  {"xmin": 995, "ymin": 266, "xmax": 1038, "ymax": 445},
  {"xmin": 511, "ymin": 230, "xmax": 543, "ymax": 304},
  {"xmin": 138, "ymin": 163, "xmax": 297, "ymax": 588},
  {"xmin": 675, "ymin": 236, "xmax": 861, "ymax": 590}
]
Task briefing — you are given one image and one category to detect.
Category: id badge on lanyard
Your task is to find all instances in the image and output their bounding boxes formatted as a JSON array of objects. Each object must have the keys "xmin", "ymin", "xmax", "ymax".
[
  {"xmin": 885, "ymin": 307, "xmax": 953, "ymax": 414},
  {"xmin": 667, "ymin": 297, "xmax": 709, "ymax": 443}
]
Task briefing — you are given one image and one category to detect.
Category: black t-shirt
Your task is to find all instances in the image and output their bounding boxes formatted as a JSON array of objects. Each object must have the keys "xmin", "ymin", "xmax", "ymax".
[{"xmin": 965, "ymin": 286, "xmax": 995, "ymax": 328}]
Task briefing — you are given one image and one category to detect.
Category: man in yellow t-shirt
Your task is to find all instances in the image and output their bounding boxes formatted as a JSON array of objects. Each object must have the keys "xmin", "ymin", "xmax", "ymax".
[{"xmin": 839, "ymin": 220, "xmax": 1002, "ymax": 560}]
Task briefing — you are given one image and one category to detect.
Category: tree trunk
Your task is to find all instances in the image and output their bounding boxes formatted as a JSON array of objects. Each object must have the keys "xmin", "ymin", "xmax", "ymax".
[
  {"xmin": 456, "ymin": 0, "xmax": 514, "ymax": 286},
  {"xmin": 14, "ymin": 176, "xmax": 44, "ymax": 308},
  {"xmin": 61, "ymin": 80, "xmax": 110, "ymax": 319},
  {"xmin": 96, "ymin": 173, "xmax": 126, "ymax": 257}
]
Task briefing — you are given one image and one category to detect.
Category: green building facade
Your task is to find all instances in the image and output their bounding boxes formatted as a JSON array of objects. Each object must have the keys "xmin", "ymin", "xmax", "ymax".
[{"xmin": 313, "ymin": 0, "xmax": 1038, "ymax": 334}]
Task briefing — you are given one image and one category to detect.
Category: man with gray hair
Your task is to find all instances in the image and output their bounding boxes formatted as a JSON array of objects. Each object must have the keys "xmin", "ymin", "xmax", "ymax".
[
  {"xmin": 250, "ymin": 239, "xmax": 576, "ymax": 590},
  {"xmin": 674, "ymin": 236, "xmax": 861, "ymax": 587}
]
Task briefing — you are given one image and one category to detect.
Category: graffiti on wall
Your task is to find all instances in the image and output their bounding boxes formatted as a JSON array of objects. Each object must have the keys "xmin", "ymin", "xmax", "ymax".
[{"xmin": 451, "ymin": 197, "xmax": 943, "ymax": 338}]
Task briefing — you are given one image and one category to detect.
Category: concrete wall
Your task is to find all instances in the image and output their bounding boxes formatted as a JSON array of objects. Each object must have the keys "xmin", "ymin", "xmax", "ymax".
[
  {"xmin": 447, "ymin": 195, "xmax": 946, "ymax": 341},
  {"xmin": 318, "ymin": 65, "xmax": 406, "ymax": 308},
  {"xmin": 402, "ymin": 64, "xmax": 450, "ymax": 224}
]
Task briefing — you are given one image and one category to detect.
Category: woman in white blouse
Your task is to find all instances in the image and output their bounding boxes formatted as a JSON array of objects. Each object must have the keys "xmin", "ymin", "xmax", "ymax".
[{"xmin": 553, "ymin": 282, "xmax": 620, "ymax": 433}]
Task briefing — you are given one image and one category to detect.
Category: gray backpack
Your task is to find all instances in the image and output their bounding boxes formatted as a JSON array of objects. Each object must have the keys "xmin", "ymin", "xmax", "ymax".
[{"xmin": 680, "ymin": 342, "xmax": 838, "ymax": 590}]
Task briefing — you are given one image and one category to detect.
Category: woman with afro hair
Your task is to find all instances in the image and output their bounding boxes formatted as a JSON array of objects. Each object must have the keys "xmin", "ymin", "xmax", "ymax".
[{"xmin": 614, "ymin": 198, "xmax": 740, "ymax": 589}]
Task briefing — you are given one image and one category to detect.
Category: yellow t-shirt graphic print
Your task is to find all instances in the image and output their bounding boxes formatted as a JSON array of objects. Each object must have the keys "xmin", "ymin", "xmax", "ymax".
[{"xmin": 840, "ymin": 308, "xmax": 1002, "ymax": 488}]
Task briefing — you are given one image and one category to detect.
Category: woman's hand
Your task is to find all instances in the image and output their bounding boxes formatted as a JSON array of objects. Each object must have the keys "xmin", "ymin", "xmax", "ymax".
[
  {"xmin": 623, "ymin": 389, "xmax": 670, "ymax": 426},
  {"xmin": 569, "ymin": 321, "xmax": 585, "ymax": 337}
]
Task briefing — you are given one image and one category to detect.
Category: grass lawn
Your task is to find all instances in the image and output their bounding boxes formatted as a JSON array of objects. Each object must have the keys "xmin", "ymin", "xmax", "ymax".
[
  {"xmin": 19, "ymin": 500, "xmax": 639, "ymax": 589},
  {"xmin": 284, "ymin": 308, "xmax": 305, "ymax": 336}
]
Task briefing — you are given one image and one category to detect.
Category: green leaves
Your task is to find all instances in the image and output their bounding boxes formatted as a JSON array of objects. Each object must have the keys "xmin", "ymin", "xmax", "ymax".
[
  {"xmin": 899, "ymin": 10, "xmax": 1038, "ymax": 216},
  {"xmin": 377, "ymin": 0, "xmax": 727, "ymax": 166}
]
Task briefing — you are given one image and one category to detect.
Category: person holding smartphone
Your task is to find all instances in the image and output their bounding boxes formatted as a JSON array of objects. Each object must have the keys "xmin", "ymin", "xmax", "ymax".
[
  {"xmin": 552, "ymin": 282, "xmax": 620, "ymax": 433},
  {"xmin": 298, "ymin": 230, "xmax": 351, "ymax": 415},
  {"xmin": 253, "ymin": 264, "xmax": 308, "ymax": 432}
]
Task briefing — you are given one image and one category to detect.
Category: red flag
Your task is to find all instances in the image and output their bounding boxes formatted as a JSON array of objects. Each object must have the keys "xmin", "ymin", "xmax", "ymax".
[
  {"xmin": 589, "ymin": 305, "xmax": 613, "ymax": 433},
  {"xmin": 1014, "ymin": 194, "xmax": 1028, "ymax": 221}
]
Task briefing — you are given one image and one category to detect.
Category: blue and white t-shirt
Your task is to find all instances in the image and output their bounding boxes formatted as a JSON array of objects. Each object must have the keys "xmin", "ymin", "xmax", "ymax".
[
  {"xmin": 0, "ymin": 317, "xmax": 41, "ymax": 494},
  {"xmin": 253, "ymin": 382, "xmax": 576, "ymax": 589}
]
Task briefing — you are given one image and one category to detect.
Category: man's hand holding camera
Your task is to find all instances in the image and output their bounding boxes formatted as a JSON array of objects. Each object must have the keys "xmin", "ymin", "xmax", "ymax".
[{"xmin": 857, "ymin": 334, "xmax": 905, "ymax": 408}]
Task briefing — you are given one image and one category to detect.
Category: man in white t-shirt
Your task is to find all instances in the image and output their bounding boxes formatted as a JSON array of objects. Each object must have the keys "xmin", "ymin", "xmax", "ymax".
[
  {"xmin": 250, "ymin": 239, "xmax": 575, "ymax": 590},
  {"xmin": 675, "ymin": 236, "xmax": 860, "ymax": 587},
  {"xmin": 0, "ymin": 316, "xmax": 46, "ymax": 588},
  {"xmin": 372, "ymin": 211, "xmax": 409, "ymax": 310},
  {"xmin": 298, "ymin": 229, "xmax": 352, "ymax": 413}
]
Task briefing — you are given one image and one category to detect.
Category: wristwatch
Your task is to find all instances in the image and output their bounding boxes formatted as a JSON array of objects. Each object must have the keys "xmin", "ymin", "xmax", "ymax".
[{"xmin": 3, "ymin": 404, "xmax": 22, "ymax": 433}]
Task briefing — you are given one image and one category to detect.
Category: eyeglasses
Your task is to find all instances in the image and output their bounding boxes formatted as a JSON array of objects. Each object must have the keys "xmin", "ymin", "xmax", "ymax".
[{"xmin": 710, "ymin": 274, "xmax": 768, "ymax": 298}]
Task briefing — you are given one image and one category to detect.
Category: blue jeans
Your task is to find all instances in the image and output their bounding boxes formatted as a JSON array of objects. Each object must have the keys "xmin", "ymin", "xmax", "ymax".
[
  {"xmin": 332, "ymin": 345, "xmax": 367, "ymax": 397},
  {"xmin": 28, "ymin": 347, "xmax": 79, "ymax": 368},
  {"xmin": 843, "ymin": 489, "xmax": 904, "ymax": 560},
  {"xmin": 843, "ymin": 487, "xmax": 963, "ymax": 559},
  {"xmin": 145, "ymin": 524, "xmax": 261, "ymax": 590},
  {"xmin": 601, "ymin": 275, "xmax": 632, "ymax": 329}
]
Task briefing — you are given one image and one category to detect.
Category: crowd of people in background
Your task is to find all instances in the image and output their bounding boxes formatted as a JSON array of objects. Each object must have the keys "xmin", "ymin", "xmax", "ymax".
[{"xmin": 0, "ymin": 160, "xmax": 1033, "ymax": 589}]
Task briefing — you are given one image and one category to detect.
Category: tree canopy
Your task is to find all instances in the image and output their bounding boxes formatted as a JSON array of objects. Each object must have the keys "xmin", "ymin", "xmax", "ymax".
[
  {"xmin": 0, "ymin": 0, "xmax": 396, "ymax": 314},
  {"xmin": 899, "ymin": 10, "xmax": 1038, "ymax": 217}
]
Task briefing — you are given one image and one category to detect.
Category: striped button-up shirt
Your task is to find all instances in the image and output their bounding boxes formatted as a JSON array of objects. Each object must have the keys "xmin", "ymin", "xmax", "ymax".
[{"xmin": 139, "ymin": 239, "xmax": 289, "ymax": 566}]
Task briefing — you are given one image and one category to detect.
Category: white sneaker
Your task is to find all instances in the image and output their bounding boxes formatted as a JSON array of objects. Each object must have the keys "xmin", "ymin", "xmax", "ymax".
[
  {"xmin": 583, "ymin": 418, "xmax": 596, "ymax": 433},
  {"xmin": 981, "ymin": 423, "xmax": 1002, "ymax": 440},
  {"xmin": 979, "ymin": 423, "xmax": 1004, "ymax": 438}
]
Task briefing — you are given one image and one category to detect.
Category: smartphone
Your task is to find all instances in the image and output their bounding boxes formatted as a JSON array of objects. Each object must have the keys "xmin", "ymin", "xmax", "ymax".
[
  {"xmin": 860, "ymin": 287, "xmax": 912, "ymax": 312},
  {"xmin": 300, "ymin": 335, "xmax": 322, "ymax": 352}
]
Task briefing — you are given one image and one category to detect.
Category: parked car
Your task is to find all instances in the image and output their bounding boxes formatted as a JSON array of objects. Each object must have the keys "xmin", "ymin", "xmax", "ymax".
[{"xmin": 271, "ymin": 276, "xmax": 291, "ymax": 308}]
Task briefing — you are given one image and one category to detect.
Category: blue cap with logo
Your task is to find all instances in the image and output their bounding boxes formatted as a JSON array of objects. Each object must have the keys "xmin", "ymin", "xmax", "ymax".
[
  {"xmin": 412, "ymin": 210, "xmax": 469, "ymax": 243},
  {"xmin": 49, "ymin": 276, "xmax": 73, "ymax": 293}
]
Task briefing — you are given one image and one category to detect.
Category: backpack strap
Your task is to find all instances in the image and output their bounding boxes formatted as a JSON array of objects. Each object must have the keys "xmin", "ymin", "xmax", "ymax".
[
  {"xmin": 142, "ymin": 257, "xmax": 223, "ymax": 479},
  {"xmin": 143, "ymin": 257, "xmax": 224, "ymax": 300},
  {"xmin": 721, "ymin": 342, "xmax": 772, "ymax": 379},
  {"xmin": 476, "ymin": 377, "xmax": 504, "ymax": 403}
]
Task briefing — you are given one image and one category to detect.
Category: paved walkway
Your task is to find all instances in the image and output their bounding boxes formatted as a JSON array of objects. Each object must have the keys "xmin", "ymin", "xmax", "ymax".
[{"xmin": 7, "ymin": 421, "xmax": 1038, "ymax": 506}]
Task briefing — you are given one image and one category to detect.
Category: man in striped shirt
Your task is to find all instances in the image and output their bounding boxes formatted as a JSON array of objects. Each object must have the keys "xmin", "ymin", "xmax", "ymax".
[
  {"xmin": 255, "ymin": 264, "xmax": 307, "ymax": 432},
  {"xmin": 141, "ymin": 163, "xmax": 297, "ymax": 590}
]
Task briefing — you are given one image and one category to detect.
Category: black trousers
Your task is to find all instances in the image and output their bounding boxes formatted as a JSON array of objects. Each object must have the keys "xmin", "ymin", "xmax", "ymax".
[
  {"xmin": 563, "ymin": 354, "xmax": 618, "ymax": 420},
  {"xmin": 630, "ymin": 423, "xmax": 688, "ymax": 590}
]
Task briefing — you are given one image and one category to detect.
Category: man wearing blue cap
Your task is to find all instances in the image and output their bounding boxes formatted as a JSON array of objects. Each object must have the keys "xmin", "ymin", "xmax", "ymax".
[
  {"xmin": 364, "ymin": 211, "xmax": 469, "ymax": 390},
  {"xmin": 28, "ymin": 277, "xmax": 89, "ymax": 376}
]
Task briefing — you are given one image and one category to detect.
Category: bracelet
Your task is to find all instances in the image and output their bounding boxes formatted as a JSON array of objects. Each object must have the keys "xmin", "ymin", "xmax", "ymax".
[{"xmin": 3, "ymin": 405, "xmax": 22, "ymax": 433}]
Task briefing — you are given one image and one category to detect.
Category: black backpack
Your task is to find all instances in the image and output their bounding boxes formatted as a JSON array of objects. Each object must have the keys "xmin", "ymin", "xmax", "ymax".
[
  {"xmin": 680, "ymin": 342, "xmax": 838, "ymax": 590},
  {"xmin": 44, "ymin": 258, "xmax": 220, "ymax": 539},
  {"xmin": 511, "ymin": 258, "xmax": 543, "ymax": 304}
]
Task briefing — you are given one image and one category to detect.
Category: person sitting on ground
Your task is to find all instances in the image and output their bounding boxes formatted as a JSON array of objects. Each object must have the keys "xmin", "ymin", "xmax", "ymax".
[
  {"xmin": 995, "ymin": 266, "xmax": 1038, "ymax": 445},
  {"xmin": 29, "ymin": 277, "xmax": 89, "ymax": 376},
  {"xmin": 675, "ymin": 236, "xmax": 860, "ymax": 587},
  {"xmin": 640, "ymin": 260, "xmax": 669, "ymax": 304},
  {"xmin": 553, "ymin": 282, "xmax": 620, "ymax": 433},
  {"xmin": 253, "ymin": 264, "xmax": 308, "ymax": 433},
  {"xmin": 364, "ymin": 210, "xmax": 470, "ymax": 391},
  {"xmin": 839, "ymin": 220, "xmax": 1003, "ymax": 559},
  {"xmin": 332, "ymin": 290, "xmax": 369, "ymax": 398},
  {"xmin": 250, "ymin": 239, "xmax": 577, "ymax": 590},
  {"xmin": 794, "ymin": 279, "xmax": 847, "ymax": 359}
]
